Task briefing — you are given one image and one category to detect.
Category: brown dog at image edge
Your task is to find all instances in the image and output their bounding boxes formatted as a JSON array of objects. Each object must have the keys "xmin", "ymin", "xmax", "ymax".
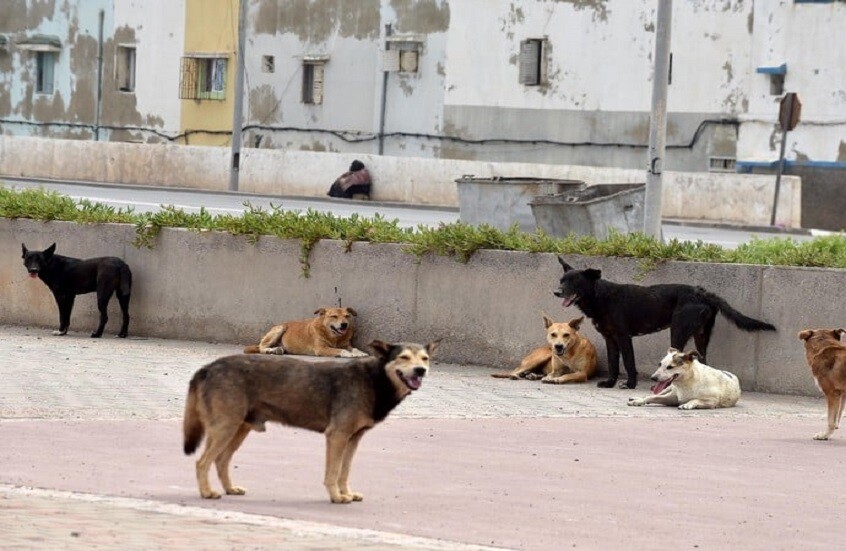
[{"xmin": 799, "ymin": 328, "xmax": 846, "ymax": 440}]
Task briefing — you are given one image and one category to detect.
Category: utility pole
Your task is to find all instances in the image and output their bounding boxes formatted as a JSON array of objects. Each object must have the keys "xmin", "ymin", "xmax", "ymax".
[
  {"xmin": 643, "ymin": 0, "xmax": 673, "ymax": 240},
  {"xmin": 378, "ymin": 23, "xmax": 392, "ymax": 155},
  {"xmin": 229, "ymin": 0, "xmax": 248, "ymax": 192}
]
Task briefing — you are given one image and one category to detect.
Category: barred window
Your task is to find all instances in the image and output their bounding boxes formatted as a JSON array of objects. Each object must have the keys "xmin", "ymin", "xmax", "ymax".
[{"xmin": 179, "ymin": 55, "xmax": 227, "ymax": 100}]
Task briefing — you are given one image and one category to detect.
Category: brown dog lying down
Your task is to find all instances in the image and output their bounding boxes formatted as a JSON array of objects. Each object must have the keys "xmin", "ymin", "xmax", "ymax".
[
  {"xmin": 243, "ymin": 307, "xmax": 367, "ymax": 357},
  {"xmin": 799, "ymin": 328, "xmax": 846, "ymax": 441},
  {"xmin": 492, "ymin": 315, "xmax": 598, "ymax": 383}
]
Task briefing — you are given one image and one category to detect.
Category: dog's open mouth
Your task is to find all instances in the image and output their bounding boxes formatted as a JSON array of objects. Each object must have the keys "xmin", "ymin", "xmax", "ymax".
[
  {"xmin": 331, "ymin": 326, "xmax": 348, "ymax": 336},
  {"xmin": 397, "ymin": 370, "xmax": 423, "ymax": 391},
  {"xmin": 561, "ymin": 294, "xmax": 578, "ymax": 308},
  {"xmin": 651, "ymin": 374, "xmax": 678, "ymax": 394},
  {"xmin": 28, "ymin": 272, "xmax": 38, "ymax": 279}
]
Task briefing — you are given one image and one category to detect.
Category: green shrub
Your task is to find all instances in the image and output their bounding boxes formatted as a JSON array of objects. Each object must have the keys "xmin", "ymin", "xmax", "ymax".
[{"xmin": 3, "ymin": 185, "xmax": 846, "ymax": 276}]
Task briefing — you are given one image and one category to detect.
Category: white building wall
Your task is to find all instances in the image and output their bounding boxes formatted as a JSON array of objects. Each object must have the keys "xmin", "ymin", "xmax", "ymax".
[
  {"xmin": 113, "ymin": 0, "xmax": 185, "ymax": 134},
  {"xmin": 739, "ymin": 0, "xmax": 846, "ymax": 163}
]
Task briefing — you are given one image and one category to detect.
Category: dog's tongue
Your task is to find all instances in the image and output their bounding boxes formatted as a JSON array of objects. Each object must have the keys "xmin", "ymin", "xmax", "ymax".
[
  {"xmin": 405, "ymin": 375, "xmax": 422, "ymax": 391},
  {"xmin": 28, "ymin": 273, "xmax": 37, "ymax": 279},
  {"xmin": 651, "ymin": 379, "xmax": 673, "ymax": 394},
  {"xmin": 562, "ymin": 296, "xmax": 576, "ymax": 308}
]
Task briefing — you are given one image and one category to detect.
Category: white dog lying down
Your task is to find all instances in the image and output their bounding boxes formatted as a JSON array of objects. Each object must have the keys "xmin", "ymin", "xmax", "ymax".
[{"xmin": 627, "ymin": 348, "xmax": 741, "ymax": 410}]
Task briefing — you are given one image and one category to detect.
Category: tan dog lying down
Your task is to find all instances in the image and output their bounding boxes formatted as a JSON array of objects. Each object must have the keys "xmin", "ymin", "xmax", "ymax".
[
  {"xmin": 243, "ymin": 307, "xmax": 367, "ymax": 357},
  {"xmin": 492, "ymin": 315, "xmax": 597, "ymax": 384},
  {"xmin": 798, "ymin": 328, "xmax": 846, "ymax": 441},
  {"xmin": 628, "ymin": 348, "xmax": 741, "ymax": 409}
]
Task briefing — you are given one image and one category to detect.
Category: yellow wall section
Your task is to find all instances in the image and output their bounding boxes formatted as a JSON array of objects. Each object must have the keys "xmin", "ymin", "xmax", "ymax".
[{"xmin": 180, "ymin": 0, "xmax": 240, "ymax": 146}]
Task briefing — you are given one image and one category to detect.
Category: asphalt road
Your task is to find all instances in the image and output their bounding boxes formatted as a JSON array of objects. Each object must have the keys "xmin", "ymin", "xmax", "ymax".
[
  {"xmin": 2, "ymin": 177, "xmax": 816, "ymax": 248},
  {"xmin": 1, "ymin": 325, "xmax": 841, "ymax": 550}
]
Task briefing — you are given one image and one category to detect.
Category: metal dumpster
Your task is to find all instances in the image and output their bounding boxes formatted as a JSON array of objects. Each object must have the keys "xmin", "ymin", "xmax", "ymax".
[
  {"xmin": 529, "ymin": 183, "xmax": 645, "ymax": 239},
  {"xmin": 455, "ymin": 176, "xmax": 586, "ymax": 232}
]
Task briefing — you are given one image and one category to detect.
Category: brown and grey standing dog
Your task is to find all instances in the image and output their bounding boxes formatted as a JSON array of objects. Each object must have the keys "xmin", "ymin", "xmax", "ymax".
[
  {"xmin": 243, "ymin": 307, "xmax": 367, "ymax": 357},
  {"xmin": 183, "ymin": 339, "xmax": 440, "ymax": 504},
  {"xmin": 492, "ymin": 315, "xmax": 598, "ymax": 384},
  {"xmin": 798, "ymin": 328, "xmax": 846, "ymax": 440}
]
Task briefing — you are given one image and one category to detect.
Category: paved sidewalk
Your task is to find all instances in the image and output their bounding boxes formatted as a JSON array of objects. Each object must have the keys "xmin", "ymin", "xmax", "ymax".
[{"xmin": 0, "ymin": 325, "xmax": 839, "ymax": 550}]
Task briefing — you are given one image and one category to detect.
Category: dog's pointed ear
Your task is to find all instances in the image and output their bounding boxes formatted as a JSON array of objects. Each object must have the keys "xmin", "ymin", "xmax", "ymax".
[
  {"xmin": 44, "ymin": 243, "xmax": 56, "ymax": 258},
  {"xmin": 798, "ymin": 330, "xmax": 813, "ymax": 341},
  {"xmin": 21, "ymin": 243, "xmax": 28, "ymax": 258},
  {"xmin": 558, "ymin": 256, "xmax": 573, "ymax": 272},
  {"xmin": 585, "ymin": 269, "xmax": 602, "ymax": 281},
  {"xmin": 685, "ymin": 350, "xmax": 703, "ymax": 362},
  {"xmin": 568, "ymin": 316, "xmax": 585, "ymax": 330},
  {"xmin": 668, "ymin": 347, "xmax": 679, "ymax": 354},
  {"xmin": 346, "ymin": 307, "xmax": 358, "ymax": 317},
  {"xmin": 542, "ymin": 313, "xmax": 554, "ymax": 329},
  {"xmin": 314, "ymin": 308, "xmax": 327, "ymax": 316},
  {"xmin": 425, "ymin": 339, "xmax": 442, "ymax": 355},
  {"xmin": 368, "ymin": 339, "xmax": 392, "ymax": 358}
]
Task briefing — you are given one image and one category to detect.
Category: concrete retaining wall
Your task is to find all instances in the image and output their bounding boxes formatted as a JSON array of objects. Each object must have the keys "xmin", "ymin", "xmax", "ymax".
[
  {"xmin": 1, "ymin": 218, "xmax": 834, "ymax": 396},
  {"xmin": 0, "ymin": 135, "xmax": 802, "ymax": 227}
]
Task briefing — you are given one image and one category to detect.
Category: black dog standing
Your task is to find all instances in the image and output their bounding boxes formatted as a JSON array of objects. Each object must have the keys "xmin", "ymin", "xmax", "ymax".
[
  {"xmin": 553, "ymin": 256, "xmax": 775, "ymax": 389},
  {"xmin": 21, "ymin": 243, "xmax": 132, "ymax": 338}
]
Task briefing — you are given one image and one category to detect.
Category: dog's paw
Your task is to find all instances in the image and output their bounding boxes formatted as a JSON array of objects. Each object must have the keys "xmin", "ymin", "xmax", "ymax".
[
  {"xmin": 118, "ymin": 332, "xmax": 128, "ymax": 338},
  {"xmin": 90, "ymin": 332, "xmax": 103, "ymax": 338},
  {"xmin": 627, "ymin": 397, "xmax": 645, "ymax": 407},
  {"xmin": 813, "ymin": 432, "xmax": 831, "ymax": 441},
  {"xmin": 349, "ymin": 348, "xmax": 369, "ymax": 357},
  {"xmin": 525, "ymin": 373, "xmax": 543, "ymax": 381},
  {"xmin": 678, "ymin": 402, "xmax": 696, "ymax": 410},
  {"xmin": 225, "ymin": 486, "xmax": 247, "ymax": 496},
  {"xmin": 597, "ymin": 379, "xmax": 617, "ymax": 388},
  {"xmin": 52, "ymin": 330, "xmax": 67, "ymax": 336},
  {"xmin": 200, "ymin": 490, "xmax": 222, "ymax": 500},
  {"xmin": 330, "ymin": 494, "xmax": 354, "ymax": 504},
  {"xmin": 342, "ymin": 491, "xmax": 364, "ymax": 502}
]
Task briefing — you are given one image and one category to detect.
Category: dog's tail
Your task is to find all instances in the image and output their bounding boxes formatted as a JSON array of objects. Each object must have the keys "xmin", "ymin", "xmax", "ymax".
[
  {"xmin": 703, "ymin": 290, "xmax": 776, "ymax": 332},
  {"xmin": 119, "ymin": 264, "xmax": 132, "ymax": 296},
  {"xmin": 183, "ymin": 369, "xmax": 207, "ymax": 455},
  {"xmin": 490, "ymin": 372, "xmax": 515, "ymax": 378},
  {"xmin": 243, "ymin": 345, "xmax": 260, "ymax": 354}
]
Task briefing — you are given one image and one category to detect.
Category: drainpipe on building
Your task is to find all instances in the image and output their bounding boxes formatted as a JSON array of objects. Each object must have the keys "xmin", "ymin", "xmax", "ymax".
[
  {"xmin": 229, "ymin": 0, "xmax": 248, "ymax": 192},
  {"xmin": 643, "ymin": 0, "xmax": 672, "ymax": 241},
  {"xmin": 378, "ymin": 23, "xmax": 392, "ymax": 156},
  {"xmin": 94, "ymin": 9, "xmax": 104, "ymax": 141}
]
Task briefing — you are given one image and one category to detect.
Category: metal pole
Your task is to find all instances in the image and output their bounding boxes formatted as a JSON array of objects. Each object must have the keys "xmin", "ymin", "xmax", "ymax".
[
  {"xmin": 94, "ymin": 9, "xmax": 104, "ymax": 141},
  {"xmin": 770, "ymin": 106, "xmax": 792, "ymax": 226},
  {"xmin": 643, "ymin": 0, "xmax": 673, "ymax": 240},
  {"xmin": 228, "ymin": 0, "xmax": 248, "ymax": 192},
  {"xmin": 377, "ymin": 23, "xmax": 392, "ymax": 155}
]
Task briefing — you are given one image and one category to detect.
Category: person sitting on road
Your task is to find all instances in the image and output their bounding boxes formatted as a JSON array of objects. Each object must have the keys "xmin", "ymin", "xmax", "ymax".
[{"xmin": 327, "ymin": 160, "xmax": 372, "ymax": 200}]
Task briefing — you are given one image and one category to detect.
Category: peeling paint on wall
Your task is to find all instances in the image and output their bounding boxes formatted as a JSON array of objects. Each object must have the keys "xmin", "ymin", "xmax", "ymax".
[
  {"xmin": 249, "ymin": 84, "xmax": 282, "ymax": 124},
  {"xmin": 391, "ymin": 0, "xmax": 450, "ymax": 34},
  {"xmin": 838, "ymin": 141, "xmax": 846, "ymax": 163},
  {"xmin": 273, "ymin": 0, "xmax": 380, "ymax": 42},
  {"xmin": 550, "ymin": 0, "xmax": 610, "ymax": 23}
]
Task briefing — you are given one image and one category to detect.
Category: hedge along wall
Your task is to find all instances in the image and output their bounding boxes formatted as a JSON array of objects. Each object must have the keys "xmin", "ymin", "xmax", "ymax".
[{"xmin": 1, "ymin": 218, "xmax": 834, "ymax": 397}]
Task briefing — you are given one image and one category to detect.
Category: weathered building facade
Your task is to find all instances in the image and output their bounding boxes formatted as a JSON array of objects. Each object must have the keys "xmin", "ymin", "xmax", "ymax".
[{"xmin": 1, "ymin": 1, "xmax": 844, "ymax": 181}]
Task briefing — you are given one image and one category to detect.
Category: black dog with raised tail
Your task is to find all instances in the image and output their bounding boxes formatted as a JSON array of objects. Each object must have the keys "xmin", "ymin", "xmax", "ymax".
[{"xmin": 553, "ymin": 257, "xmax": 775, "ymax": 389}]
